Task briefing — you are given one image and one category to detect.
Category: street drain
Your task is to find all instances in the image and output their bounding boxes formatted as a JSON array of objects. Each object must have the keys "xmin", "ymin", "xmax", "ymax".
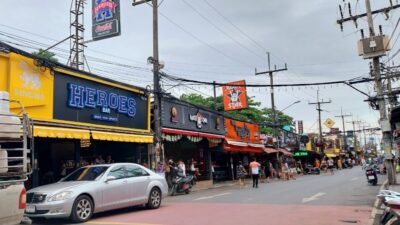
[{"xmin": 339, "ymin": 219, "xmax": 359, "ymax": 223}]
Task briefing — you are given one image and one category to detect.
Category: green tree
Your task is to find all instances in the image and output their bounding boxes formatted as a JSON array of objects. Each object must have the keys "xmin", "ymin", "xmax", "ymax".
[
  {"xmin": 179, "ymin": 93, "xmax": 294, "ymax": 134},
  {"xmin": 32, "ymin": 49, "xmax": 58, "ymax": 62}
]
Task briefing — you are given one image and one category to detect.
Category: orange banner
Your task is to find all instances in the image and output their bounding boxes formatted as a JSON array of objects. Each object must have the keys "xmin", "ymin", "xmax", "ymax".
[{"xmin": 222, "ymin": 80, "xmax": 248, "ymax": 111}]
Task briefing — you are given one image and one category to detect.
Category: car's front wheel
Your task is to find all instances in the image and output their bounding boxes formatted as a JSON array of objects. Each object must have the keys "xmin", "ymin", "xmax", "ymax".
[
  {"xmin": 70, "ymin": 195, "xmax": 94, "ymax": 223},
  {"xmin": 147, "ymin": 187, "xmax": 161, "ymax": 209}
]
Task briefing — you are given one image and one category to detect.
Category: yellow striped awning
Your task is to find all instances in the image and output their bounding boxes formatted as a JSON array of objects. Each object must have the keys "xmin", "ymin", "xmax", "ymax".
[
  {"xmin": 326, "ymin": 153, "xmax": 337, "ymax": 158},
  {"xmin": 91, "ymin": 131, "xmax": 153, "ymax": 143},
  {"xmin": 34, "ymin": 126, "xmax": 90, "ymax": 139}
]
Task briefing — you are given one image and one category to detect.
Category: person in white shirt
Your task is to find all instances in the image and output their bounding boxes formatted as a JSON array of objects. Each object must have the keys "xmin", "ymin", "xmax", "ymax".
[{"xmin": 178, "ymin": 160, "xmax": 186, "ymax": 177}]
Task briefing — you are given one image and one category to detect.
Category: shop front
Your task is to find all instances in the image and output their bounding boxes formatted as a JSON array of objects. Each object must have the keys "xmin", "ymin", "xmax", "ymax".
[
  {"xmin": 0, "ymin": 42, "xmax": 153, "ymax": 188},
  {"xmin": 224, "ymin": 118, "xmax": 266, "ymax": 180},
  {"xmin": 160, "ymin": 97, "xmax": 225, "ymax": 183}
]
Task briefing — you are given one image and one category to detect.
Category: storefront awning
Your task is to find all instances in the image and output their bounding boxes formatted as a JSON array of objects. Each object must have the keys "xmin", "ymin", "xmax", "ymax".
[
  {"xmin": 264, "ymin": 147, "xmax": 278, "ymax": 154},
  {"xmin": 91, "ymin": 131, "xmax": 153, "ymax": 143},
  {"xmin": 325, "ymin": 153, "xmax": 337, "ymax": 158},
  {"xmin": 224, "ymin": 139, "xmax": 265, "ymax": 153},
  {"xmin": 161, "ymin": 128, "xmax": 224, "ymax": 139},
  {"xmin": 34, "ymin": 126, "xmax": 90, "ymax": 139},
  {"xmin": 278, "ymin": 148, "xmax": 293, "ymax": 157}
]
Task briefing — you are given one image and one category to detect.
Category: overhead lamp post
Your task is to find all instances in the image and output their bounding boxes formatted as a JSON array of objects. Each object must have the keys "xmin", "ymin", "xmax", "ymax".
[{"xmin": 280, "ymin": 100, "xmax": 301, "ymax": 112}]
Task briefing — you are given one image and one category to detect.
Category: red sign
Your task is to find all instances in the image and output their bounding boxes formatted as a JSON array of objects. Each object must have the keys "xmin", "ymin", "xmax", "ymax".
[
  {"xmin": 222, "ymin": 80, "xmax": 248, "ymax": 111},
  {"xmin": 330, "ymin": 128, "xmax": 339, "ymax": 134},
  {"xmin": 297, "ymin": 120, "xmax": 303, "ymax": 134}
]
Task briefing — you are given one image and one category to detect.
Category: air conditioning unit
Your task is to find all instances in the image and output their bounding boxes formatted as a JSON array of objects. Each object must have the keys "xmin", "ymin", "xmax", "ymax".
[{"xmin": 357, "ymin": 35, "xmax": 390, "ymax": 59}]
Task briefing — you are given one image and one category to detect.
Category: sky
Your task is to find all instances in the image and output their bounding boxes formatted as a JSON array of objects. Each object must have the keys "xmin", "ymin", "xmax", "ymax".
[{"xmin": 1, "ymin": 0, "xmax": 398, "ymax": 139}]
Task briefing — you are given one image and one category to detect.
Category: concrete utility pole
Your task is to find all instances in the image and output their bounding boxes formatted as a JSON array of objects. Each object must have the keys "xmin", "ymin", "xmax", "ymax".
[
  {"xmin": 337, "ymin": 0, "xmax": 398, "ymax": 184},
  {"xmin": 132, "ymin": 0, "xmax": 164, "ymax": 167},
  {"xmin": 361, "ymin": 122, "xmax": 371, "ymax": 150},
  {"xmin": 309, "ymin": 90, "xmax": 331, "ymax": 153},
  {"xmin": 255, "ymin": 52, "xmax": 287, "ymax": 149},
  {"xmin": 335, "ymin": 108, "xmax": 351, "ymax": 150},
  {"xmin": 347, "ymin": 119, "xmax": 362, "ymax": 153}
]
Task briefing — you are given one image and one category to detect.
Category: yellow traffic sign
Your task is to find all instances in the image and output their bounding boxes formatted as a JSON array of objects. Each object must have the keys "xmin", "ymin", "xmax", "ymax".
[{"xmin": 324, "ymin": 118, "xmax": 335, "ymax": 128}]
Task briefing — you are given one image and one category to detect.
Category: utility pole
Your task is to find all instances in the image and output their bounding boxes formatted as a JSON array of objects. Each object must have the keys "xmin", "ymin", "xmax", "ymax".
[
  {"xmin": 213, "ymin": 81, "xmax": 217, "ymax": 110},
  {"xmin": 337, "ymin": 0, "xmax": 397, "ymax": 184},
  {"xmin": 132, "ymin": 0, "xmax": 164, "ymax": 168},
  {"xmin": 347, "ymin": 119, "xmax": 362, "ymax": 153},
  {"xmin": 308, "ymin": 90, "xmax": 331, "ymax": 153},
  {"xmin": 361, "ymin": 122, "xmax": 371, "ymax": 150},
  {"xmin": 335, "ymin": 108, "xmax": 351, "ymax": 151},
  {"xmin": 255, "ymin": 52, "xmax": 287, "ymax": 149}
]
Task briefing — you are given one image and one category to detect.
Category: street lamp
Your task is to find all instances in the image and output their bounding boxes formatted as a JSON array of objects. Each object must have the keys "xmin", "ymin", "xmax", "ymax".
[{"xmin": 280, "ymin": 100, "xmax": 301, "ymax": 112}]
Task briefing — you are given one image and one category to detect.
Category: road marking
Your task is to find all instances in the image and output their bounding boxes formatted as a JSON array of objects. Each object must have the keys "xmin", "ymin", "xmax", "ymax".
[
  {"xmin": 351, "ymin": 177, "xmax": 361, "ymax": 181},
  {"xmin": 193, "ymin": 192, "xmax": 232, "ymax": 201},
  {"xmin": 86, "ymin": 221, "xmax": 162, "ymax": 225},
  {"xmin": 302, "ymin": 192, "xmax": 326, "ymax": 203}
]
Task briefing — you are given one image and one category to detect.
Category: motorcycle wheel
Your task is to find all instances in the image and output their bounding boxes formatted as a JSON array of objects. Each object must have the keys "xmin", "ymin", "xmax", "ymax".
[
  {"xmin": 185, "ymin": 189, "xmax": 190, "ymax": 194},
  {"xmin": 372, "ymin": 180, "xmax": 377, "ymax": 186}
]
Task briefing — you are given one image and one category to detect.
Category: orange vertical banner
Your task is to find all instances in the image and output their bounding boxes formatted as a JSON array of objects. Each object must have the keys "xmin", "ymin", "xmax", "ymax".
[{"xmin": 222, "ymin": 80, "xmax": 248, "ymax": 111}]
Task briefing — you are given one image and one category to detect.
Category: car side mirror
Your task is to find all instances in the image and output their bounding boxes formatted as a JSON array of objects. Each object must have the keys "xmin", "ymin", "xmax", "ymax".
[{"xmin": 105, "ymin": 176, "xmax": 116, "ymax": 183}]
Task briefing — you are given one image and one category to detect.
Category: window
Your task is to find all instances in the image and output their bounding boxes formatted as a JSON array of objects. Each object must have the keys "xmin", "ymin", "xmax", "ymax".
[
  {"xmin": 62, "ymin": 166, "xmax": 109, "ymax": 181},
  {"xmin": 125, "ymin": 165, "xmax": 149, "ymax": 178},
  {"xmin": 108, "ymin": 165, "xmax": 125, "ymax": 179}
]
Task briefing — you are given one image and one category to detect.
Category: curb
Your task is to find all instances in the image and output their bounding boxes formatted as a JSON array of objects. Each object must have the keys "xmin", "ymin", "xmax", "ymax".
[{"xmin": 367, "ymin": 179, "xmax": 388, "ymax": 225}]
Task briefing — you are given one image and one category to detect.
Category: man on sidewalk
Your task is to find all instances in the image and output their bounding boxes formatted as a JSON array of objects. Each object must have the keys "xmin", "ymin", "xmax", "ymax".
[{"xmin": 250, "ymin": 158, "xmax": 261, "ymax": 188}]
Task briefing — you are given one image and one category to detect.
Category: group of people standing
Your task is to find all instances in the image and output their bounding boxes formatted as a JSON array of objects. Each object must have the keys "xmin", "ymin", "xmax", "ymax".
[{"xmin": 236, "ymin": 157, "xmax": 299, "ymax": 188}]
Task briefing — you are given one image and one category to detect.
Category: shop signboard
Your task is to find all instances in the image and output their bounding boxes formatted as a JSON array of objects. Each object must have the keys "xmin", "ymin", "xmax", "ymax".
[
  {"xmin": 160, "ymin": 98, "xmax": 225, "ymax": 136},
  {"xmin": 293, "ymin": 151, "xmax": 308, "ymax": 157},
  {"xmin": 92, "ymin": 0, "xmax": 121, "ymax": 41},
  {"xmin": 225, "ymin": 118, "xmax": 260, "ymax": 142},
  {"xmin": 53, "ymin": 71, "xmax": 149, "ymax": 130},
  {"xmin": 222, "ymin": 80, "xmax": 248, "ymax": 111},
  {"xmin": 297, "ymin": 120, "xmax": 303, "ymax": 134}
]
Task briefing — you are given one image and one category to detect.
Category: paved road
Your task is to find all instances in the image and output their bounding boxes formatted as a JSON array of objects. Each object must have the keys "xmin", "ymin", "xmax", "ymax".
[{"xmin": 31, "ymin": 166, "xmax": 383, "ymax": 225}]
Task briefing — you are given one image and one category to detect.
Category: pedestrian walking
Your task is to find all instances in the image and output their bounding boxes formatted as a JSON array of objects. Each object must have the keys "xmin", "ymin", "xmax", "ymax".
[
  {"xmin": 249, "ymin": 158, "xmax": 261, "ymax": 188},
  {"xmin": 327, "ymin": 158, "xmax": 334, "ymax": 175},
  {"xmin": 236, "ymin": 161, "xmax": 247, "ymax": 186},
  {"xmin": 263, "ymin": 160, "xmax": 272, "ymax": 183},
  {"xmin": 321, "ymin": 158, "xmax": 327, "ymax": 174}
]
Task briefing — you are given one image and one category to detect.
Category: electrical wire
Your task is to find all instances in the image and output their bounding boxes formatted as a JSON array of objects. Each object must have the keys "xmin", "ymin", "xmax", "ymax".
[
  {"xmin": 181, "ymin": 0, "xmax": 266, "ymax": 61},
  {"xmin": 161, "ymin": 72, "xmax": 377, "ymax": 87},
  {"xmin": 158, "ymin": 11, "xmax": 252, "ymax": 67}
]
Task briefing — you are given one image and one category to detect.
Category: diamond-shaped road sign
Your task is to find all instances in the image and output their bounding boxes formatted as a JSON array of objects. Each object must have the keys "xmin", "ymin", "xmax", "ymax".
[{"xmin": 323, "ymin": 118, "xmax": 335, "ymax": 128}]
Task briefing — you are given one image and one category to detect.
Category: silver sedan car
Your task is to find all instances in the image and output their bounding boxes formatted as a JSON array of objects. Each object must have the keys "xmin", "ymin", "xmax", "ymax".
[{"xmin": 25, "ymin": 163, "xmax": 168, "ymax": 223}]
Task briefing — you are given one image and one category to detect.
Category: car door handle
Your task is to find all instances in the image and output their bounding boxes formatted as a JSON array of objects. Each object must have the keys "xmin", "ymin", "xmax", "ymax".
[{"xmin": 123, "ymin": 180, "xmax": 127, "ymax": 183}]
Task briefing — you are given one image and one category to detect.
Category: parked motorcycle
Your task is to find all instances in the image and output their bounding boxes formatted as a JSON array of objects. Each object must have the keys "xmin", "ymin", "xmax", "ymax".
[
  {"xmin": 303, "ymin": 164, "xmax": 320, "ymax": 175},
  {"xmin": 170, "ymin": 166, "xmax": 194, "ymax": 196},
  {"xmin": 365, "ymin": 165, "xmax": 378, "ymax": 186},
  {"xmin": 377, "ymin": 190, "xmax": 400, "ymax": 225}
]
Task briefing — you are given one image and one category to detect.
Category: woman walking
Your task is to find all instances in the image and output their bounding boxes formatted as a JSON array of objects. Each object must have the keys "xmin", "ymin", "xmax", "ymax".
[
  {"xmin": 263, "ymin": 160, "xmax": 272, "ymax": 183},
  {"xmin": 236, "ymin": 161, "xmax": 247, "ymax": 186}
]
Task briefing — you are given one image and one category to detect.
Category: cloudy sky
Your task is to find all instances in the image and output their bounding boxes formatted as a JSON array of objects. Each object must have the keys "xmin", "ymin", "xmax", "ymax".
[{"xmin": 1, "ymin": 0, "xmax": 399, "ymax": 138}]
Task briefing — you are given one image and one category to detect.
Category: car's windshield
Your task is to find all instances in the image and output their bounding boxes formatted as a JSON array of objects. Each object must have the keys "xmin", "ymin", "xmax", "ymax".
[{"xmin": 62, "ymin": 166, "xmax": 109, "ymax": 181}]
